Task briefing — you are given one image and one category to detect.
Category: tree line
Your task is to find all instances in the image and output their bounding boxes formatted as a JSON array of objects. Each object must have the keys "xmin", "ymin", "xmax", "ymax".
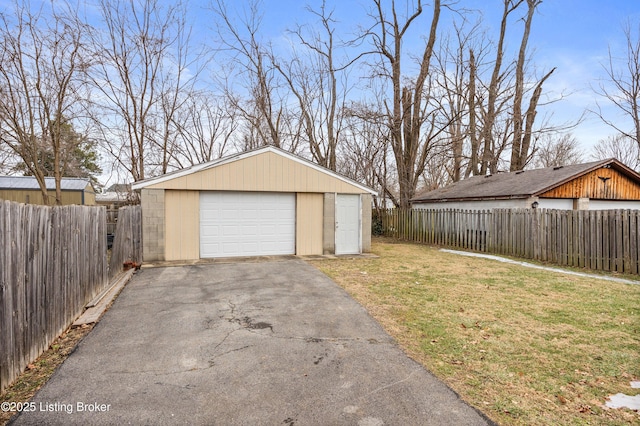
[{"xmin": 0, "ymin": 0, "xmax": 637, "ymax": 206}]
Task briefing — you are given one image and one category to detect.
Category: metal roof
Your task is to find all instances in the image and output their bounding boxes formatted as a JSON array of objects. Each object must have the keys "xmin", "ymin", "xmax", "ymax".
[
  {"xmin": 0, "ymin": 176, "xmax": 92, "ymax": 191},
  {"xmin": 411, "ymin": 159, "xmax": 640, "ymax": 202}
]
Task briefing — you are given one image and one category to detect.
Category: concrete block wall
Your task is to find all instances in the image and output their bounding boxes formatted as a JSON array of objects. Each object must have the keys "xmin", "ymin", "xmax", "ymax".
[
  {"xmin": 361, "ymin": 194, "xmax": 372, "ymax": 252},
  {"xmin": 323, "ymin": 193, "xmax": 336, "ymax": 254},
  {"xmin": 141, "ymin": 188, "xmax": 165, "ymax": 261}
]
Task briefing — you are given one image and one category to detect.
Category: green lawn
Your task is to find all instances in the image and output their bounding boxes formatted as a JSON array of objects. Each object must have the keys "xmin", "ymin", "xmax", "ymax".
[{"xmin": 309, "ymin": 238, "xmax": 640, "ymax": 426}]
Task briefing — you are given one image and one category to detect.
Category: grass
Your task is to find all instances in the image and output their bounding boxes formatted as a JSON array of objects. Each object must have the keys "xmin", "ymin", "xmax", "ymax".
[{"xmin": 309, "ymin": 237, "xmax": 640, "ymax": 426}]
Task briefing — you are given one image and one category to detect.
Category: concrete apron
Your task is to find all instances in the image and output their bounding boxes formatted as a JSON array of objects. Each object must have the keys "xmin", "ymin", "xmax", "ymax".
[{"xmin": 11, "ymin": 260, "xmax": 490, "ymax": 426}]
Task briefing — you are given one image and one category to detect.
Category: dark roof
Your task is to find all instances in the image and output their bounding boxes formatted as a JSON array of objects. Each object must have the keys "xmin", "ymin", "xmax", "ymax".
[
  {"xmin": 0, "ymin": 176, "xmax": 92, "ymax": 191},
  {"xmin": 411, "ymin": 159, "xmax": 640, "ymax": 202}
]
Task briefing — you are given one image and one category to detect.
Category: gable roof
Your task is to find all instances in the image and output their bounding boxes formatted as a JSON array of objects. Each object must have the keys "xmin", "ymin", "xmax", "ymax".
[
  {"xmin": 0, "ymin": 176, "xmax": 93, "ymax": 191},
  {"xmin": 131, "ymin": 145, "xmax": 377, "ymax": 195},
  {"xmin": 411, "ymin": 159, "xmax": 640, "ymax": 202}
]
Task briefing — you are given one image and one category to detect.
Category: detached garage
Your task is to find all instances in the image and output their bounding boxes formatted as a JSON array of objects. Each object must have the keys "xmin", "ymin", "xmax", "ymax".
[{"xmin": 132, "ymin": 146, "xmax": 377, "ymax": 262}]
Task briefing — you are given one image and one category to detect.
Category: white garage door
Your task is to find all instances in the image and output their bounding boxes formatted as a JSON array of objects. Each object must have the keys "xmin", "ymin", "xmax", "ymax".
[{"xmin": 200, "ymin": 192, "xmax": 295, "ymax": 258}]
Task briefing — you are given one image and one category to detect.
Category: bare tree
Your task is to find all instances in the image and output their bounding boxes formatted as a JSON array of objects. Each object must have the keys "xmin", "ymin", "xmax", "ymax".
[
  {"xmin": 460, "ymin": 0, "xmax": 555, "ymax": 175},
  {"xmin": 270, "ymin": 1, "xmax": 362, "ymax": 171},
  {"xmin": 210, "ymin": 0, "xmax": 294, "ymax": 151},
  {"xmin": 0, "ymin": 1, "xmax": 90, "ymax": 204},
  {"xmin": 340, "ymin": 101, "xmax": 391, "ymax": 208},
  {"xmin": 0, "ymin": 132, "xmax": 15, "ymax": 173},
  {"xmin": 172, "ymin": 91, "xmax": 237, "ymax": 166},
  {"xmin": 592, "ymin": 134, "xmax": 640, "ymax": 171},
  {"xmin": 90, "ymin": 0, "xmax": 196, "ymax": 181},
  {"xmin": 509, "ymin": 0, "xmax": 555, "ymax": 171},
  {"xmin": 594, "ymin": 21, "xmax": 640, "ymax": 152},
  {"xmin": 468, "ymin": 0, "xmax": 522, "ymax": 176},
  {"xmin": 420, "ymin": 146, "xmax": 454, "ymax": 191},
  {"xmin": 365, "ymin": 0, "xmax": 443, "ymax": 208},
  {"xmin": 431, "ymin": 19, "xmax": 487, "ymax": 182},
  {"xmin": 532, "ymin": 133, "xmax": 583, "ymax": 168}
]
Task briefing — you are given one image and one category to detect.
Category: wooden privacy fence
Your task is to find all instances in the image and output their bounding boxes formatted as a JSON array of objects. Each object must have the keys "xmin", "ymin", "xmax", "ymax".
[
  {"xmin": 376, "ymin": 208, "xmax": 640, "ymax": 275},
  {"xmin": 106, "ymin": 208, "xmax": 118, "ymax": 235},
  {"xmin": 0, "ymin": 200, "xmax": 108, "ymax": 392},
  {"xmin": 108, "ymin": 205, "xmax": 142, "ymax": 281}
]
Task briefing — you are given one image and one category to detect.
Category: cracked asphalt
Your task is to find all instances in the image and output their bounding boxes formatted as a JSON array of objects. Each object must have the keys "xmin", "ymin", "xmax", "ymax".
[{"xmin": 11, "ymin": 260, "xmax": 491, "ymax": 425}]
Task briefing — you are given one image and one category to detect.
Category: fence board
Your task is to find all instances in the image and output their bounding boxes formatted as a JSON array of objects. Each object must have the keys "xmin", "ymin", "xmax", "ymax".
[
  {"xmin": 108, "ymin": 205, "xmax": 142, "ymax": 280},
  {"xmin": 0, "ymin": 200, "xmax": 110, "ymax": 392},
  {"xmin": 616, "ymin": 210, "xmax": 624, "ymax": 272},
  {"xmin": 632, "ymin": 211, "xmax": 636, "ymax": 273},
  {"xmin": 623, "ymin": 210, "xmax": 631, "ymax": 273},
  {"xmin": 376, "ymin": 207, "xmax": 640, "ymax": 276}
]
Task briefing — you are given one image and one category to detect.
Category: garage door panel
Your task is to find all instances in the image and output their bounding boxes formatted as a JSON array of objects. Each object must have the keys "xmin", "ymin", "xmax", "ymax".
[
  {"xmin": 222, "ymin": 225, "xmax": 241, "ymax": 236},
  {"xmin": 240, "ymin": 242, "xmax": 259, "ymax": 252},
  {"xmin": 200, "ymin": 191, "xmax": 295, "ymax": 258},
  {"xmin": 220, "ymin": 209, "xmax": 239, "ymax": 219},
  {"xmin": 242, "ymin": 225, "xmax": 259, "ymax": 235},
  {"xmin": 242, "ymin": 210, "xmax": 260, "ymax": 220},
  {"xmin": 222, "ymin": 243, "xmax": 240, "ymax": 254},
  {"xmin": 202, "ymin": 242, "xmax": 220, "ymax": 253},
  {"xmin": 259, "ymin": 224, "xmax": 278, "ymax": 234}
]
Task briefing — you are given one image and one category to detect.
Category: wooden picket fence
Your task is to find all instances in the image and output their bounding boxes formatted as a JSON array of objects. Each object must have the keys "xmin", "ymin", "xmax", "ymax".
[
  {"xmin": 108, "ymin": 205, "xmax": 142, "ymax": 281},
  {"xmin": 376, "ymin": 208, "xmax": 640, "ymax": 275},
  {"xmin": 0, "ymin": 200, "xmax": 143, "ymax": 392}
]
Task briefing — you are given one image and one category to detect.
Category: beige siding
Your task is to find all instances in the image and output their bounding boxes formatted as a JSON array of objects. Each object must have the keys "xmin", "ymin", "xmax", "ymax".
[
  {"xmin": 82, "ymin": 183, "xmax": 97, "ymax": 205},
  {"xmin": 148, "ymin": 151, "xmax": 365, "ymax": 194},
  {"xmin": 164, "ymin": 190, "xmax": 200, "ymax": 261},
  {"xmin": 0, "ymin": 189, "xmax": 93, "ymax": 205},
  {"xmin": 296, "ymin": 193, "xmax": 323, "ymax": 255}
]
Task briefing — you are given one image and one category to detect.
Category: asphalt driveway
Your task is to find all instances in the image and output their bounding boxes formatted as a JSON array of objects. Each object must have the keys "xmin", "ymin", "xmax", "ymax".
[{"xmin": 11, "ymin": 260, "xmax": 490, "ymax": 425}]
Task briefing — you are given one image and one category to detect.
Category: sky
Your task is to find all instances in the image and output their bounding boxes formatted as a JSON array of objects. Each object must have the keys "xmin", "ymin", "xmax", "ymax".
[
  {"xmin": 244, "ymin": 0, "xmax": 640, "ymax": 154},
  {"xmin": 2, "ymin": 0, "xmax": 639, "ymax": 183},
  {"xmin": 509, "ymin": 0, "xmax": 640, "ymax": 150}
]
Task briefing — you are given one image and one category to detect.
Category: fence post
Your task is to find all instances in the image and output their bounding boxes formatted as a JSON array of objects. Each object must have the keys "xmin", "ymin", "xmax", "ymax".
[{"xmin": 371, "ymin": 207, "xmax": 640, "ymax": 276}]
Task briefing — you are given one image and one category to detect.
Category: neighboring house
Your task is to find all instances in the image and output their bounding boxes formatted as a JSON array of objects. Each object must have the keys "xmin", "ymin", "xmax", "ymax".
[
  {"xmin": 132, "ymin": 146, "xmax": 377, "ymax": 262},
  {"xmin": 411, "ymin": 158, "xmax": 640, "ymax": 210},
  {"xmin": 96, "ymin": 183, "xmax": 134, "ymax": 208},
  {"xmin": 0, "ymin": 176, "xmax": 96, "ymax": 205}
]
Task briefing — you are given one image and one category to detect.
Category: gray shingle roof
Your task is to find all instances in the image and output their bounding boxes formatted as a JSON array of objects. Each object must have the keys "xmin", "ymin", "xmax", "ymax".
[
  {"xmin": 0, "ymin": 176, "xmax": 91, "ymax": 191},
  {"xmin": 411, "ymin": 159, "xmax": 638, "ymax": 202}
]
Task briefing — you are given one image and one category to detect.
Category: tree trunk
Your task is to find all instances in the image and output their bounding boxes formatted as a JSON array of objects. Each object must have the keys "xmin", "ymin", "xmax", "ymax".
[{"xmin": 510, "ymin": 0, "xmax": 540, "ymax": 171}]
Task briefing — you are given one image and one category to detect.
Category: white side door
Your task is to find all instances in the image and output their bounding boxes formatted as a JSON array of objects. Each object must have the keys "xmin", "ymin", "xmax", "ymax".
[{"xmin": 336, "ymin": 194, "xmax": 360, "ymax": 255}]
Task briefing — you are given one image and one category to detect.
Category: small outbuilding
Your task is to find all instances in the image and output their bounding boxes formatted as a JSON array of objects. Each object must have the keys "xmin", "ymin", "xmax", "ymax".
[
  {"xmin": 132, "ymin": 146, "xmax": 377, "ymax": 262},
  {"xmin": 0, "ymin": 176, "xmax": 96, "ymax": 205},
  {"xmin": 411, "ymin": 158, "xmax": 640, "ymax": 210}
]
